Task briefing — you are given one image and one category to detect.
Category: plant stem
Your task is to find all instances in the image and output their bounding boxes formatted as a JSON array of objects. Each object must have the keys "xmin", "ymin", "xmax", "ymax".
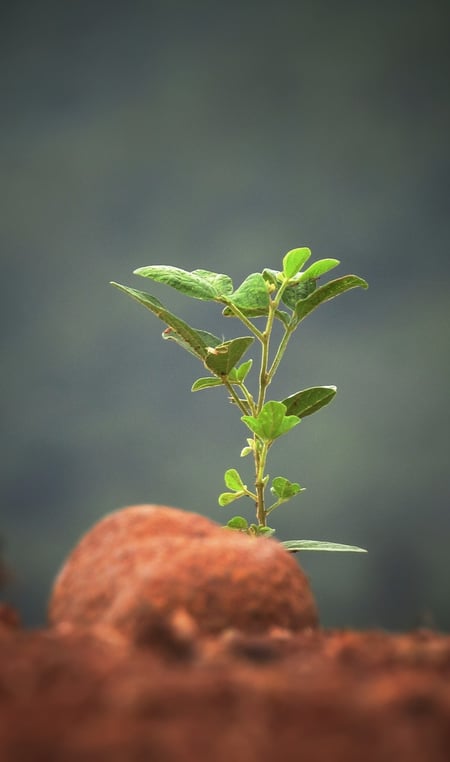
[
  {"xmin": 254, "ymin": 440, "xmax": 268, "ymax": 526},
  {"xmin": 223, "ymin": 380, "xmax": 249, "ymax": 416},
  {"xmin": 267, "ymin": 323, "xmax": 295, "ymax": 384},
  {"xmin": 253, "ymin": 280, "xmax": 292, "ymax": 525},
  {"xmin": 222, "ymin": 302, "xmax": 265, "ymax": 342}
]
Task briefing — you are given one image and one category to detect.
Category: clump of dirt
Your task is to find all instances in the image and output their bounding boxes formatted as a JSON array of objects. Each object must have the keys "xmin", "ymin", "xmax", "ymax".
[{"xmin": 49, "ymin": 505, "xmax": 318, "ymax": 635}]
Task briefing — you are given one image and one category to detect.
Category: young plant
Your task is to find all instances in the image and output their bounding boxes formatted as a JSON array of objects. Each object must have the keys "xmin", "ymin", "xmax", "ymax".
[{"xmin": 111, "ymin": 247, "xmax": 368, "ymax": 554}]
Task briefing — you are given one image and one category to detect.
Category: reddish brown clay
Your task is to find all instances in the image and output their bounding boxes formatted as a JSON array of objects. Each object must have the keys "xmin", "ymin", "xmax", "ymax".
[
  {"xmin": 0, "ymin": 621, "xmax": 449, "ymax": 762},
  {"xmin": 49, "ymin": 505, "xmax": 318, "ymax": 635}
]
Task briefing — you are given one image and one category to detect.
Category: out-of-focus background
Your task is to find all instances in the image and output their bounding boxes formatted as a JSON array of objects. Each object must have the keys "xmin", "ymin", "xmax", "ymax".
[{"xmin": 1, "ymin": 0, "xmax": 449, "ymax": 630}]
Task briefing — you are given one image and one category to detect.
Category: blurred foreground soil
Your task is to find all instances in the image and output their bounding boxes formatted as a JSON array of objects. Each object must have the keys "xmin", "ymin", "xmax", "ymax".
[{"xmin": 1, "ymin": 605, "xmax": 449, "ymax": 762}]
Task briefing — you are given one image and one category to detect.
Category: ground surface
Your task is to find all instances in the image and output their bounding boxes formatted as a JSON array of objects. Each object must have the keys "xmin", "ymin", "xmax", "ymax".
[{"xmin": 1, "ymin": 604, "xmax": 449, "ymax": 762}]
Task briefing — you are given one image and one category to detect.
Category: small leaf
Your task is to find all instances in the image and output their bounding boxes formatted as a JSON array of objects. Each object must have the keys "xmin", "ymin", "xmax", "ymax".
[
  {"xmin": 281, "ymin": 278, "xmax": 317, "ymax": 309},
  {"xmin": 191, "ymin": 377, "xmax": 223, "ymax": 392},
  {"xmin": 133, "ymin": 265, "xmax": 218, "ymax": 301},
  {"xmin": 262, "ymin": 268, "xmax": 282, "ymax": 287},
  {"xmin": 241, "ymin": 401, "xmax": 300, "ymax": 442},
  {"xmin": 223, "ymin": 273, "xmax": 270, "ymax": 316},
  {"xmin": 282, "ymin": 540, "xmax": 368, "ymax": 553},
  {"xmin": 282, "ymin": 386, "xmax": 337, "ymax": 418},
  {"xmin": 271, "ymin": 477, "xmax": 303, "ymax": 499},
  {"xmin": 282, "ymin": 248, "xmax": 311, "ymax": 280},
  {"xmin": 218, "ymin": 491, "xmax": 245, "ymax": 506},
  {"xmin": 295, "ymin": 275, "xmax": 368, "ymax": 323},
  {"xmin": 205, "ymin": 336, "xmax": 254, "ymax": 376},
  {"xmin": 240, "ymin": 446, "xmax": 253, "ymax": 457},
  {"xmin": 235, "ymin": 359, "xmax": 253, "ymax": 382},
  {"xmin": 110, "ymin": 284, "xmax": 219, "ymax": 361},
  {"xmin": 256, "ymin": 526, "xmax": 276, "ymax": 537},
  {"xmin": 226, "ymin": 516, "xmax": 249, "ymax": 530},
  {"xmin": 224, "ymin": 468, "xmax": 245, "ymax": 491},
  {"xmin": 298, "ymin": 258, "xmax": 340, "ymax": 280}
]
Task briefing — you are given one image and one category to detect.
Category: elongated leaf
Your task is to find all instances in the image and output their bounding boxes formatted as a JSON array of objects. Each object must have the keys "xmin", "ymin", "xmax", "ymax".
[
  {"xmin": 282, "ymin": 540, "xmax": 368, "ymax": 553},
  {"xmin": 224, "ymin": 468, "xmax": 245, "ymax": 491},
  {"xmin": 271, "ymin": 477, "xmax": 303, "ymax": 499},
  {"xmin": 205, "ymin": 336, "xmax": 254, "ymax": 376},
  {"xmin": 163, "ymin": 326, "xmax": 221, "ymax": 360},
  {"xmin": 191, "ymin": 269, "xmax": 234, "ymax": 297},
  {"xmin": 241, "ymin": 401, "xmax": 300, "ymax": 442},
  {"xmin": 298, "ymin": 258, "xmax": 340, "ymax": 280},
  {"xmin": 282, "ymin": 248, "xmax": 311, "ymax": 279},
  {"xmin": 191, "ymin": 377, "xmax": 223, "ymax": 392},
  {"xmin": 295, "ymin": 275, "xmax": 368, "ymax": 322},
  {"xmin": 218, "ymin": 491, "xmax": 245, "ymax": 506},
  {"xmin": 223, "ymin": 273, "xmax": 270, "ymax": 316},
  {"xmin": 110, "ymin": 283, "xmax": 217, "ymax": 361},
  {"xmin": 282, "ymin": 386, "xmax": 337, "ymax": 418},
  {"xmin": 133, "ymin": 265, "xmax": 218, "ymax": 301},
  {"xmin": 282, "ymin": 278, "xmax": 317, "ymax": 309}
]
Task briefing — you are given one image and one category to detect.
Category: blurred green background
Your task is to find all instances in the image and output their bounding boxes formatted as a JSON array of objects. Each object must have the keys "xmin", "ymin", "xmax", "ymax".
[{"xmin": 1, "ymin": 0, "xmax": 449, "ymax": 630}]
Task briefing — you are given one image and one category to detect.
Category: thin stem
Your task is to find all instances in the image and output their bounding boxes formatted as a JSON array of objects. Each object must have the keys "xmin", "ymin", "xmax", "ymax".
[
  {"xmin": 267, "ymin": 323, "xmax": 295, "ymax": 384},
  {"xmin": 223, "ymin": 380, "xmax": 248, "ymax": 416},
  {"xmin": 222, "ymin": 302, "xmax": 265, "ymax": 342},
  {"xmin": 239, "ymin": 382, "xmax": 257, "ymax": 416},
  {"xmin": 254, "ymin": 440, "xmax": 268, "ymax": 526}
]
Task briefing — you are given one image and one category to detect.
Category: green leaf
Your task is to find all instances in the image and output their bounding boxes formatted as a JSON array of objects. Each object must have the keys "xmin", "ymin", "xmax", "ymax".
[
  {"xmin": 271, "ymin": 477, "xmax": 303, "ymax": 500},
  {"xmin": 235, "ymin": 359, "xmax": 253, "ymax": 382},
  {"xmin": 282, "ymin": 248, "xmax": 311, "ymax": 280},
  {"xmin": 282, "ymin": 540, "xmax": 368, "ymax": 553},
  {"xmin": 298, "ymin": 258, "xmax": 340, "ymax": 280},
  {"xmin": 240, "ymin": 446, "xmax": 253, "ymax": 457},
  {"xmin": 218, "ymin": 491, "xmax": 245, "ymax": 506},
  {"xmin": 262, "ymin": 268, "xmax": 282, "ymax": 287},
  {"xmin": 204, "ymin": 336, "xmax": 254, "ymax": 376},
  {"xmin": 191, "ymin": 377, "xmax": 223, "ymax": 392},
  {"xmin": 256, "ymin": 526, "xmax": 276, "ymax": 537},
  {"xmin": 110, "ymin": 283, "xmax": 219, "ymax": 361},
  {"xmin": 163, "ymin": 326, "xmax": 222, "ymax": 360},
  {"xmin": 223, "ymin": 273, "xmax": 270, "ymax": 316},
  {"xmin": 226, "ymin": 516, "xmax": 249, "ymax": 530},
  {"xmin": 282, "ymin": 386, "xmax": 337, "ymax": 418},
  {"xmin": 241, "ymin": 401, "xmax": 300, "ymax": 442},
  {"xmin": 295, "ymin": 275, "xmax": 368, "ymax": 323},
  {"xmin": 191, "ymin": 269, "xmax": 233, "ymax": 297},
  {"xmin": 133, "ymin": 266, "xmax": 219, "ymax": 301},
  {"xmin": 224, "ymin": 468, "xmax": 245, "ymax": 491},
  {"xmin": 281, "ymin": 278, "xmax": 317, "ymax": 309}
]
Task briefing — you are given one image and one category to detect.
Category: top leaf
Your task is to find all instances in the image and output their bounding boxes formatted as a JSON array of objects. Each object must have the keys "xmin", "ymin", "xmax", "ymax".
[
  {"xmin": 298, "ymin": 258, "xmax": 340, "ymax": 281},
  {"xmin": 282, "ymin": 248, "xmax": 312, "ymax": 280},
  {"xmin": 134, "ymin": 265, "xmax": 231, "ymax": 301},
  {"xmin": 295, "ymin": 275, "xmax": 368, "ymax": 323}
]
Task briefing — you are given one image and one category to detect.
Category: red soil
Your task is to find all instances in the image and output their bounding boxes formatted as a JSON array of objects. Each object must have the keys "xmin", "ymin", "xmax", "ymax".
[{"xmin": 1, "ymin": 506, "xmax": 449, "ymax": 761}]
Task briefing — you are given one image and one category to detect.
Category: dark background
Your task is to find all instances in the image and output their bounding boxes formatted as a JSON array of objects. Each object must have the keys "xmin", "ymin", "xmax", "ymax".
[{"xmin": 1, "ymin": 0, "xmax": 449, "ymax": 630}]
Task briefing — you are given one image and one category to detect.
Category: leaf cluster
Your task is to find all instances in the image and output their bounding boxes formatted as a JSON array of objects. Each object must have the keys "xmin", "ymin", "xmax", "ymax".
[{"xmin": 111, "ymin": 247, "xmax": 368, "ymax": 554}]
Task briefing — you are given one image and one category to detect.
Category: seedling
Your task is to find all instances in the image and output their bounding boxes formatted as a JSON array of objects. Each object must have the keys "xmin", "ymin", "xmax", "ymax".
[{"xmin": 111, "ymin": 247, "xmax": 368, "ymax": 554}]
